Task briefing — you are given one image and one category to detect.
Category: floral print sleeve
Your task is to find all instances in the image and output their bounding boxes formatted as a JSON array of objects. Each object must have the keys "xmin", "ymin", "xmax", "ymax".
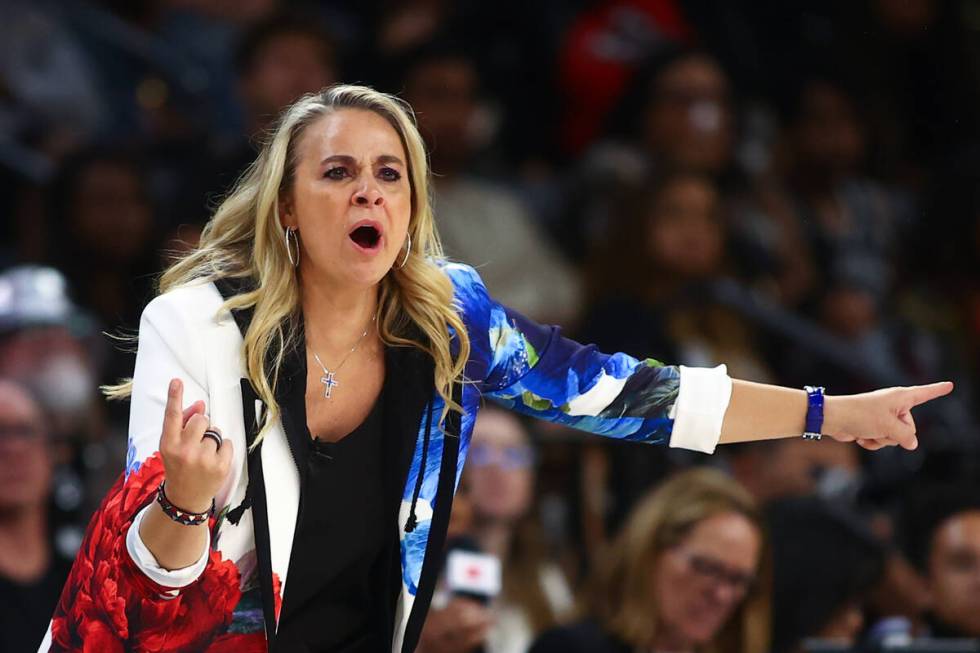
[
  {"xmin": 42, "ymin": 287, "xmax": 273, "ymax": 652},
  {"xmin": 446, "ymin": 262, "xmax": 682, "ymax": 445},
  {"xmin": 46, "ymin": 455, "xmax": 258, "ymax": 652}
]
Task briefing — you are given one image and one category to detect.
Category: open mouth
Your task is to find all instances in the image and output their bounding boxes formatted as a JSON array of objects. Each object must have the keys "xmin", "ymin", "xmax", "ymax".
[{"xmin": 349, "ymin": 224, "xmax": 382, "ymax": 250}]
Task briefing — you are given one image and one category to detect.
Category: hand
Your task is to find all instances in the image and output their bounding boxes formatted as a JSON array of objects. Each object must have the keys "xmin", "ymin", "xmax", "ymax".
[
  {"xmin": 416, "ymin": 597, "xmax": 493, "ymax": 653},
  {"xmin": 159, "ymin": 378, "xmax": 234, "ymax": 513},
  {"xmin": 825, "ymin": 381, "xmax": 954, "ymax": 451}
]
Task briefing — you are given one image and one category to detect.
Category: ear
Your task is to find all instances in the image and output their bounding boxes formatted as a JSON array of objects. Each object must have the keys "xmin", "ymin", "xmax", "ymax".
[{"xmin": 278, "ymin": 194, "xmax": 297, "ymax": 229}]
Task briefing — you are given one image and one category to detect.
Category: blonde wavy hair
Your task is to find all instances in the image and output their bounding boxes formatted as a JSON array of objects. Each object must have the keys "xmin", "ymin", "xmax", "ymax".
[
  {"xmin": 584, "ymin": 467, "xmax": 771, "ymax": 653},
  {"xmin": 106, "ymin": 84, "xmax": 470, "ymax": 449}
]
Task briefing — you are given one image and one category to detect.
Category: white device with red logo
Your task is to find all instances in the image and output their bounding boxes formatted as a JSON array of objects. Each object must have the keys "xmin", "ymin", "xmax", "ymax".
[{"xmin": 445, "ymin": 549, "xmax": 502, "ymax": 602}]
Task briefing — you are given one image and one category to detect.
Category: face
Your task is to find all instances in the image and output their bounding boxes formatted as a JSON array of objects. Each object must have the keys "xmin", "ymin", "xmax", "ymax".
[
  {"xmin": 927, "ymin": 510, "xmax": 980, "ymax": 636},
  {"xmin": 652, "ymin": 512, "xmax": 761, "ymax": 648},
  {"xmin": 820, "ymin": 287, "xmax": 879, "ymax": 340},
  {"xmin": 794, "ymin": 81, "xmax": 865, "ymax": 178},
  {"xmin": 646, "ymin": 176, "xmax": 724, "ymax": 279},
  {"xmin": 644, "ymin": 55, "xmax": 733, "ymax": 174},
  {"xmin": 759, "ymin": 438, "xmax": 860, "ymax": 501},
  {"xmin": 0, "ymin": 383, "xmax": 51, "ymax": 512},
  {"xmin": 243, "ymin": 32, "xmax": 337, "ymax": 122},
  {"xmin": 404, "ymin": 57, "xmax": 479, "ymax": 171},
  {"xmin": 282, "ymin": 109, "xmax": 413, "ymax": 289},
  {"xmin": 464, "ymin": 409, "xmax": 535, "ymax": 524},
  {"xmin": 0, "ymin": 327, "xmax": 96, "ymax": 436},
  {"xmin": 72, "ymin": 162, "xmax": 153, "ymax": 263}
]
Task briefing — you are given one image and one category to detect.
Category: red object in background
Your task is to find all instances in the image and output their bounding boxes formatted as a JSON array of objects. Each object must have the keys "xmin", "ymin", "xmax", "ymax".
[{"xmin": 558, "ymin": 0, "xmax": 696, "ymax": 155}]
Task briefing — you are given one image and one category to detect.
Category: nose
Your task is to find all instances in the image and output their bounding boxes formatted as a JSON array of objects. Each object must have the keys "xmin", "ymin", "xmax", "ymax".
[
  {"xmin": 352, "ymin": 184, "xmax": 385, "ymax": 208},
  {"xmin": 707, "ymin": 580, "xmax": 741, "ymax": 607}
]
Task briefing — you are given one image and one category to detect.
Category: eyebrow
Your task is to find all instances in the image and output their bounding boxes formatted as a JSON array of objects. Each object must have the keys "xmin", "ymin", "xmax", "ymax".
[{"xmin": 320, "ymin": 154, "xmax": 406, "ymax": 167}]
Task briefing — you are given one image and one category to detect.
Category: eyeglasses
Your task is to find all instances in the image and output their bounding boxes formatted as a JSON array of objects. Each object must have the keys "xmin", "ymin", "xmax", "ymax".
[
  {"xmin": 673, "ymin": 548, "xmax": 756, "ymax": 596},
  {"xmin": 467, "ymin": 442, "xmax": 535, "ymax": 470}
]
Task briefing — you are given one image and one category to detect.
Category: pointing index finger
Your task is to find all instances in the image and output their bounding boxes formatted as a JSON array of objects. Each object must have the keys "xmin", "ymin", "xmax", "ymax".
[{"xmin": 908, "ymin": 381, "xmax": 954, "ymax": 407}]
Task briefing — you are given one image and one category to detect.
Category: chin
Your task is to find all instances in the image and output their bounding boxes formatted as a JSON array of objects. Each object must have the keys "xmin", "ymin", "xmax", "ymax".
[{"xmin": 341, "ymin": 259, "xmax": 395, "ymax": 287}]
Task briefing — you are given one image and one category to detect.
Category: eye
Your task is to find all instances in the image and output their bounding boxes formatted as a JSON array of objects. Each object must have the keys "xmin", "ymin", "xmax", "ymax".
[
  {"xmin": 379, "ymin": 167, "xmax": 402, "ymax": 182},
  {"xmin": 324, "ymin": 166, "xmax": 349, "ymax": 180}
]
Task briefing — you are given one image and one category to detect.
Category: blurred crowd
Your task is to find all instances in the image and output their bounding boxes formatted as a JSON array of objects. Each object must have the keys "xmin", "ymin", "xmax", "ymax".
[{"xmin": 2, "ymin": 1, "xmax": 980, "ymax": 652}]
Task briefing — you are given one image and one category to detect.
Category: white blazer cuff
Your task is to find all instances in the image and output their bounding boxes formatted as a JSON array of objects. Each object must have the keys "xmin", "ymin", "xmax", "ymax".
[
  {"xmin": 125, "ymin": 502, "xmax": 210, "ymax": 592},
  {"xmin": 668, "ymin": 364, "xmax": 733, "ymax": 454}
]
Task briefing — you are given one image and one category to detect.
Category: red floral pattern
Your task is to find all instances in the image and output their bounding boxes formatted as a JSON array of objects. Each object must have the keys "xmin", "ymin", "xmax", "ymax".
[{"xmin": 47, "ymin": 453, "xmax": 263, "ymax": 652}]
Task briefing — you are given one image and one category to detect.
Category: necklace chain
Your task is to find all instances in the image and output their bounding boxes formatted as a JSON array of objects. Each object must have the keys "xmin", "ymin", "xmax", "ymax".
[{"xmin": 310, "ymin": 314, "xmax": 376, "ymax": 399}]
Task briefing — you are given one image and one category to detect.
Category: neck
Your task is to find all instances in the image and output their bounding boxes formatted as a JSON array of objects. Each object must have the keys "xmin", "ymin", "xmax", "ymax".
[
  {"xmin": 0, "ymin": 504, "xmax": 50, "ymax": 582},
  {"xmin": 299, "ymin": 274, "xmax": 379, "ymax": 352},
  {"xmin": 473, "ymin": 519, "xmax": 514, "ymax": 560}
]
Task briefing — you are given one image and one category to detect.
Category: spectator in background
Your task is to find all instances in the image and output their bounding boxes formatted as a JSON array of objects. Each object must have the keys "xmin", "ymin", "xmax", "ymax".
[
  {"xmin": 723, "ymin": 438, "xmax": 861, "ymax": 507},
  {"xmin": 198, "ymin": 10, "xmax": 341, "ymax": 201},
  {"xmin": 900, "ymin": 484, "xmax": 980, "ymax": 639},
  {"xmin": 419, "ymin": 407, "xmax": 573, "ymax": 653},
  {"xmin": 563, "ymin": 47, "xmax": 735, "ymax": 261},
  {"xmin": 235, "ymin": 12, "xmax": 339, "ymax": 139},
  {"xmin": 0, "ymin": 266, "xmax": 118, "ymax": 546},
  {"xmin": 767, "ymin": 497, "xmax": 885, "ymax": 653},
  {"xmin": 400, "ymin": 42, "xmax": 582, "ymax": 326},
  {"xmin": 0, "ymin": 380, "xmax": 73, "ymax": 653},
  {"xmin": 730, "ymin": 75, "xmax": 908, "ymax": 315},
  {"xmin": 0, "ymin": 0, "xmax": 104, "ymax": 155},
  {"xmin": 618, "ymin": 49, "xmax": 735, "ymax": 178},
  {"xmin": 0, "ymin": 267, "xmax": 102, "ymax": 445},
  {"xmin": 555, "ymin": 1, "xmax": 697, "ymax": 156},
  {"xmin": 582, "ymin": 171, "xmax": 772, "ymax": 383},
  {"xmin": 531, "ymin": 468, "xmax": 770, "ymax": 653},
  {"xmin": 150, "ymin": 9, "xmax": 342, "ymax": 244},
  {"xmin": 579, "ymin": 170, "xmax": 773, "ymax": 532},
  {"xmin": 773, "ymin": 76, "xmax": 908, "ymax": 309},
  {"xmin": 46, "ymin": 147, "xmax": 160, "ymax": 338}
]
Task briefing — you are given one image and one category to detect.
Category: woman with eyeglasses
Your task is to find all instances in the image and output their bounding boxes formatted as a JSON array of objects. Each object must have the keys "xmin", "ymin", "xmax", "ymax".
[
  {"xmin": 531, "ymin": 468, "xmax": 770, "ymax": 653},
  {"xmin": 418, "ymin": 407, "xmax": 573, "ymax": 653}
]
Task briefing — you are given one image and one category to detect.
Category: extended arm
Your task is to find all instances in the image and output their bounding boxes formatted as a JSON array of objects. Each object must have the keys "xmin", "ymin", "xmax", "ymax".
[
  {"xmin": 447, "ymin": 263, "xmax": 954, "ymax": 453},
  {"xmin": 719, "ymin": 378, "xmax": 953, "ymax": 450}
]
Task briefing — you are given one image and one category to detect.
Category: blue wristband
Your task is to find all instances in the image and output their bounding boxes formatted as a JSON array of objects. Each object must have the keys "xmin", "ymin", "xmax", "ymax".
[{"xmin": 803, "ymin": 385, "xmax": 825, "ymax": 440}]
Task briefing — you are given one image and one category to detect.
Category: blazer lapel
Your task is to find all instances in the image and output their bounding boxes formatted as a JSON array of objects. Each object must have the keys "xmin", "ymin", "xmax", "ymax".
[
  {"xmin": 376, "ymin": 341, "xmax": 434, "ymax": 644},
  {"xmin": 213, "ymin": 277, "xmax": 301, "ymax": 647}
]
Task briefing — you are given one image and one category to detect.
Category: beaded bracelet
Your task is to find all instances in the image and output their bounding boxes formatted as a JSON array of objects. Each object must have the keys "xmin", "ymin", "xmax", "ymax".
[
  {"xmin": 803, "ymin": 385, "xmax": 825, "ymax": 441},
  {"xmin": 156, "ymin": 481, "xmax": 214, "ymax": 526}
]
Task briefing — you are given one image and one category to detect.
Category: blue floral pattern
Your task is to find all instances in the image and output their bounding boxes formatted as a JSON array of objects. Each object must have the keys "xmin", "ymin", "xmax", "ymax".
[{"xmin": 397, "ymin": 262, "xmax": 681, "ymax": 599}]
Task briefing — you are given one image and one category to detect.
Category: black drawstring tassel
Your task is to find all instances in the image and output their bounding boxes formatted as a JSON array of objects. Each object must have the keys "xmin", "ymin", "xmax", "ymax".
[
  {"xmin": 404, "ymin": 401, "xmax": 434, "ymax": 533},
  {"xmin": 225, "ymin": 480, "xmax": 252, "ymax": 526}
]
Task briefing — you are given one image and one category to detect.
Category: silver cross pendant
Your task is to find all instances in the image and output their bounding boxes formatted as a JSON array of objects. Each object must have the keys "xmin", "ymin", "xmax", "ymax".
[{"xmin": 320, "ymin": 371, "xmax": 338, "ymax": 398}]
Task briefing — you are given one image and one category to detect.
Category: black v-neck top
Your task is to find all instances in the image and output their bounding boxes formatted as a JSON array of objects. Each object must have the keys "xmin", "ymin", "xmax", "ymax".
[
  {"xmin": 213, "ymin": 277, "xmax": 442, "ymax": 653},
  {"xmin": 274, "ymin": 385, "xmax": 388, "ymax": 653}
]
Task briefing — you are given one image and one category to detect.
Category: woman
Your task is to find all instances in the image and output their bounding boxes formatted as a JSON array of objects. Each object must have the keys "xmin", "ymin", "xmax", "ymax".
[
  {"xmin": 530, "ymin": 467, "xmax": 770, "ymax": 653},
  {"xmin": 582, "ymin": 170, "xmax": 773, "ymax": 382},
  {"xmin": 418, "ymin": 407, "xmax": 574, "ymax": 653},
  {"xmin": 38, "ymin": 84, "xmax": 951, "ymax": 652}
]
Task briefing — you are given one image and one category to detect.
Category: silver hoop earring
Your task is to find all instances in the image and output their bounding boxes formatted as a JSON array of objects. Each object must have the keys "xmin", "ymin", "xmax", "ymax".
[
  {"xmin": 284, "ymin": 227, "xmax": 300, "ymax": 267},
  {"xmin": 396, "ymin": 233, "xmax": 411, "ymax": 269}
]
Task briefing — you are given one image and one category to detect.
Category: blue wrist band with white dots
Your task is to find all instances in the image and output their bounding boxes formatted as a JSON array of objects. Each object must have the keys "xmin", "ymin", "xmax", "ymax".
[{"xmin": 803, "ymin": 385, "xmax": 825, "ymax": 441}]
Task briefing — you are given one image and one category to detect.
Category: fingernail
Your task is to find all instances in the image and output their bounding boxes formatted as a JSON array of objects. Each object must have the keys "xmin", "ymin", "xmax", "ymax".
[{"xmin": 169, "ymin": 379, "xmax": 178, "ymax": 394}]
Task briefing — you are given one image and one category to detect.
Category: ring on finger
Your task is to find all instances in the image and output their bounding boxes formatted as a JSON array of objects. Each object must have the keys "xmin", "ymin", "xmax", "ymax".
[{"xmin": 201, "ymin": 428, "xmax": 223, "ymax": 450}]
